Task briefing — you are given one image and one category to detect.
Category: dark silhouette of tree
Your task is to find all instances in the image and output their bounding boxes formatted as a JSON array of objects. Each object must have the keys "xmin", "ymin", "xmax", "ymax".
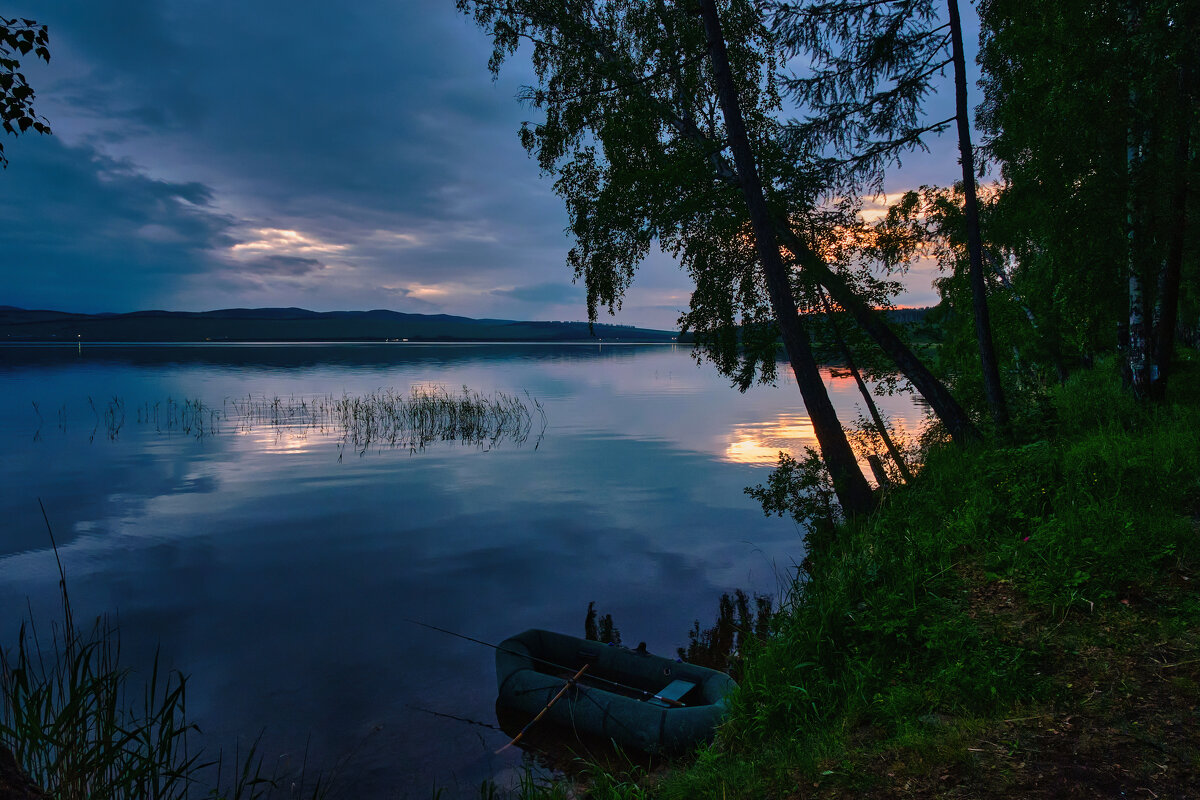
[
  {"xmin": 775, "ymin": 0, "xmax": 1009, "ymax": 431},
  {"xmin": 0, "ymin": 16, "xmax": 50, "ymax": 167},
  {"xmin": 458, "ymin": 0, "xmax": 979, "ymax": 510},
  {"xmin": 698, "ymin": 0, "xmax": 874, "ymax": 515}
]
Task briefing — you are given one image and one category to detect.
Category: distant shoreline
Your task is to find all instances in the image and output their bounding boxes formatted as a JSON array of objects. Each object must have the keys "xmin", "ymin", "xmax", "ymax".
[
  {"xmin": 0, "ymin": 339, "xmax": 685, "ymax": 346},
  {"xmin": 0, "ymin": 305, "xmax": 685, "ymax": 344}
]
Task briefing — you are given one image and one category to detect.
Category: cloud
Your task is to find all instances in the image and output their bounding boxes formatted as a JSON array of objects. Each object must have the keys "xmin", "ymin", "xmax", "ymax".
[
  {"xmin": 3, "ymin": 0, "xmax": 955, "ymax": 324},
  {"xmin": 230, "ymin": 228, "xmax": 349, "ymax": 258},
  {"xmin": 490, "ymin": 282, "xmax": 584, "ymax": 305},
  {"xmin": 236, "ymin": 255, "xmax": 325, "ymax": 277},
  {"xmin": 0, "ymin": 136, "xmax": 236, "ymax": 312}
]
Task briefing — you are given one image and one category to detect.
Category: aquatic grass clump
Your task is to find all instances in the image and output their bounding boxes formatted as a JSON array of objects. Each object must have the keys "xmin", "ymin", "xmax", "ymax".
[
  {"xmin": 1, "ymin": 613, "xmax": 328, "ymax": 800},
  {"xmin": 1, "ymin": 615, "xmax": 199, "ymax": 800},
  {"xmin": 39, "ymin": 386, "xmax": 546, "ymax": 454},
  {"xmin": 229, "ymin": 385, "xmax": 545, "ymax": 455},
  {"xmin": 336, "ymin": 385, "xmax": 539, "ymax": 452}
]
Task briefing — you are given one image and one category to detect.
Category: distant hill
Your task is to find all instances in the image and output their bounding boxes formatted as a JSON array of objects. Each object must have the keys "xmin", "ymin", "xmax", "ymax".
[{"xmin": 0, "ymin": 306, "xmax": 682, "ymax": 343}]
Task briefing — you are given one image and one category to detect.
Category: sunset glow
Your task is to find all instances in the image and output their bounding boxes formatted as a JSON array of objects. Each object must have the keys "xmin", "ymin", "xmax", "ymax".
[{"xmin": 231, "ymin": 228, "xmax": 350, "ymax": 258}]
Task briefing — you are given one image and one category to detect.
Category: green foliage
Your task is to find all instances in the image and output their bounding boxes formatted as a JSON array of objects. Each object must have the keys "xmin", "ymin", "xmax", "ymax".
[
  {"xmin": 1, "ymin": 618, "xmax": 200, "ymax": 800},
  {"xmin": 458, "ymin": 1, "xmax": 906, "ymax": 393},
  {"xmin": 872, "ymin": 184, "xmax": 1068, "ymax": 409},
  {"xmin": 0, "ymin": 16, "xmax": 51, "ymax": 167},
  {"xmin": 511, "ymin": 769, "xmax": 575, "ymax": 800},
  {"xmin": 774, "ymin": 0, "xmax": 957, "ymax": 194},
  {"xmin": 745, "ymin": 446, "xmax": 840, "ymax": 528},
  {"xmin": 977, "ymin": 0, "xmax": 1200, "ymax": 367}
]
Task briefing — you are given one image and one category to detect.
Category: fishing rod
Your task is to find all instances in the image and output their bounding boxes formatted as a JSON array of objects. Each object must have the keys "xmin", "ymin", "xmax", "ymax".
[
  {"xmin": 496, "ymin": 663, "xmax": 589, "ymax": 754},
  {"xmin": 403, "ymin": 618, "xmax": 686, "ymax": 708}
]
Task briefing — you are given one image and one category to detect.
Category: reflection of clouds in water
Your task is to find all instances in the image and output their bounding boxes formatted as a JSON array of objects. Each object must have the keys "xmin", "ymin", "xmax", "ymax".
[
  {"xmin": 232, "ymin": 425, "xmax": 324, "ymax": 456},
  {"xmin": 0, "ymin": 345, "xmax": 934, "ymax": 798}
]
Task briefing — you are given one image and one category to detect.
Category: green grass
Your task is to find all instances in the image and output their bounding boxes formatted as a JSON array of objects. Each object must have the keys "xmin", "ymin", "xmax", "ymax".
[{"xmin": 46, "ymin": 386, "xmax": 545, "ymax": 453}]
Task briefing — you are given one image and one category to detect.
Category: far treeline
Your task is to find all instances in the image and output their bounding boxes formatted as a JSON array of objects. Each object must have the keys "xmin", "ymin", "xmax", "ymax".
[
  {"xmin": 0, "ymin": 306, "xmax": 684, "ymax": 343},
  {"xmin": 459, "ymin": 0, "xmax": 1198, "ymax": 516}
]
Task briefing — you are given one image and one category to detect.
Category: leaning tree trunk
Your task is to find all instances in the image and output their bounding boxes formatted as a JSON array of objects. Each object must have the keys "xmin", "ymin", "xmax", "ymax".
[
  {"xmin": 948, "ymin": 0, "xmax": 1009, "ymax": 432},
  {"xmin": 508, "ymin": 0, "xmax": 979, "ymax": 448},
  {"xmin": 624, "ymin": 35, "xmax": 978, "ymax": 445},
  {"xmin": 775, "ymin": 225, "xmax": 980, "ymax": 445},
  {"xmin": 698, "ymin": 0, "xmax": 875, "ymax": 518},
  {"xmin": 819, "ymin": 290, "xmax": 914, "ymax": 483}
]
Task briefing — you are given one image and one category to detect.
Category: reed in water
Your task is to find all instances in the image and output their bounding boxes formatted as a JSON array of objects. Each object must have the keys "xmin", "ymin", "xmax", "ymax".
[{"xmin": 44, "ymin": 386, "xmax": 546, "ymax": 454}]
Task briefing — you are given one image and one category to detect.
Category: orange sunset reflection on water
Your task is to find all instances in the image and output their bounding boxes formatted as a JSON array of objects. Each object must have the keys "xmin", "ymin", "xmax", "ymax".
[
  {"xmin": 719, "ymin": 371, "xmax": 928, "ymax": 467},
  {"xmin": 723, "ymin": 414, "xmax": 819, "ymax": 465}
]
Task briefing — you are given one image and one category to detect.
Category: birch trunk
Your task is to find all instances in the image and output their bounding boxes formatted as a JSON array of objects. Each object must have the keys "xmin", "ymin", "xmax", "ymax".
[{"xmin": 819, "ymin": 291, "xmax": 914, "ymax": 483}]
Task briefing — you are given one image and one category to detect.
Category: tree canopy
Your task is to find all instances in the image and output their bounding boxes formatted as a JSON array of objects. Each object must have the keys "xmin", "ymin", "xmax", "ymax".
[
  {"xmin": 460, "ymin": 0, "xmax": 975, "ymax": 428},
  {"xmin": 976, "ymin": 0, "xmax": 1197, "ymax": 395}
]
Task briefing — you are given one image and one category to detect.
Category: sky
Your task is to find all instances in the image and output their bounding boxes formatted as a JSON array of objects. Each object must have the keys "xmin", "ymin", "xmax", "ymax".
[{"xmin": 1, "ymin": 1, "xmax": 980, "ymax": 330}]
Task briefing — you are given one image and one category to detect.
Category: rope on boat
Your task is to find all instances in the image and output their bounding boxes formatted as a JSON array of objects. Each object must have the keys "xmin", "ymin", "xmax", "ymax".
[{"xmin": 402, "ymin": 618, "xmax": 686, "ymax": 708}]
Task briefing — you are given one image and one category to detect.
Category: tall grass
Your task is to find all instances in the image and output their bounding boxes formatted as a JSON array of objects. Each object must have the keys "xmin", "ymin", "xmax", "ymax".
[{"xmin": 1, "ymin": 616, "xmax": 201, "ymax": 800}]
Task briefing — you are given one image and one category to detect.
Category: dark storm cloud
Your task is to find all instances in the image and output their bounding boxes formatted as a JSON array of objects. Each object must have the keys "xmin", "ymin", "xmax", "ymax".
[
  {"xmin": 0, "ymin": 136, "xmax": 235, "ymax": 311},
  {"xmin": 34, "ymin": 0, "xmax": 564, "ymax": 233},
  {"xmin": 2, "ymin": 0, "xmax": 598, "ymax": 317}
]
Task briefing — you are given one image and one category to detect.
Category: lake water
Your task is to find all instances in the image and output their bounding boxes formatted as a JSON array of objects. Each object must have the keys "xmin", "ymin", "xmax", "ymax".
[{"xmin": 0, "ymin": 343, "xmax": 925, "ymax": 797}]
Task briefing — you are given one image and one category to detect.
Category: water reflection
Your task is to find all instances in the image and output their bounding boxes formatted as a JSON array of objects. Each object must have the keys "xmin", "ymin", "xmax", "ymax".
[
  {"xmin": 721, "ymin": 382, "xmax": 925, "ymax": 469},
  {"xmin": 23, "ymin": 386, "xmax": 545, "ymax": 458},
  {"xmin": 0, "ymin": 343, "xmax": 927, "ymax": 798},
  {"xmin": 233, "ymin": 426, "xmax": 322, "ymax": 456},
  {"xmin": 723, "ymin": 414, "xmax": 818, "ymax": 465}
]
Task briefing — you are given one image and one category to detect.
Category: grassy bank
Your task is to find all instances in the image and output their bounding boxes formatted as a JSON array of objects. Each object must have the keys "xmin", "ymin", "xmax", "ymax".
[{"xmin": 567, "ymin": 356, "xmax": 1200, "ymax": 798}]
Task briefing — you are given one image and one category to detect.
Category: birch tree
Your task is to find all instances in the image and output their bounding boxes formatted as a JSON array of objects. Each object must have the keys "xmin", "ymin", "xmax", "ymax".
[{"xmin": 977, "ymin": 0, "xmax": 1197, "ymax": 399}]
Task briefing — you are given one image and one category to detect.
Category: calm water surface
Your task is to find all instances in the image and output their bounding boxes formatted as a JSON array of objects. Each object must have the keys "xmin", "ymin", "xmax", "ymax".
[{"xmin": 0, "ymin": 343, "xmax": 925, "ymax": 797}]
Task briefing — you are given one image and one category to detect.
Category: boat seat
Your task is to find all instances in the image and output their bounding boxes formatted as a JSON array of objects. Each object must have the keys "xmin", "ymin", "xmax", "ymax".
[{"xmin": 651, "ymin": 679, "xmax": 696, "ymax": 706}]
